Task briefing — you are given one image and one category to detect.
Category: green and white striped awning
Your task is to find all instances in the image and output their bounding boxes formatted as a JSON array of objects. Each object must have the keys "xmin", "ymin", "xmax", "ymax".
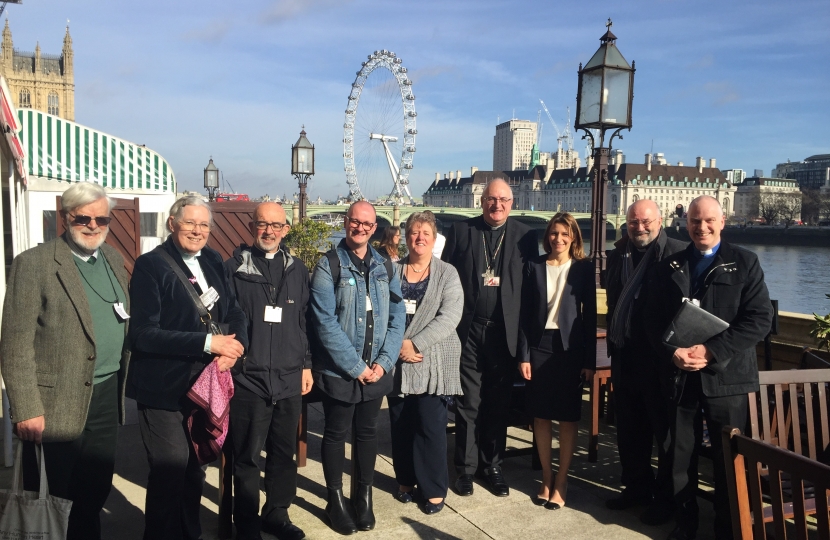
[{"xmin": 17, "ymin": 109, "xmax": 176, "ymax": 192}]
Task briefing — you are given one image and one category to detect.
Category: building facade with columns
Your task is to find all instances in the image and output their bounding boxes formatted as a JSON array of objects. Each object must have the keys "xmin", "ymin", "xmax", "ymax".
[
  {"xmin": 733, "ymin": 177, "xmax": 802, "ymax": 221},
  {"xmin": 0, "ymin": 21, "xmax": 74, "ymax": 121},
  {"xmin": 424, "ymin": 154, "xmax": 736, "ymax": 218}
]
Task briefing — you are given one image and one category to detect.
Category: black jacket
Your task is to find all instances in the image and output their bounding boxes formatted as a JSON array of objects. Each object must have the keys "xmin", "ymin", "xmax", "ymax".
[
  {"xmin": 520, "ymin": 257, "xmax": 597, "ymax": 369},
  {"xmin": 127, "ymin": 237, "xmax": 248, "ymax": 410},
  {"xmin": 224, "ymin": 245, "xmax": 310, "ymax": 403},
  {"xmin": 644, "ymin": 241, "xmax": 773, "ymax": 398},
  {"xmin": 605, "ymin": 231, "xmax": 687, "ymax": 385},
  {"xmin": 441, "ymin": 216, "xmax": 538, "ymax": 357}
]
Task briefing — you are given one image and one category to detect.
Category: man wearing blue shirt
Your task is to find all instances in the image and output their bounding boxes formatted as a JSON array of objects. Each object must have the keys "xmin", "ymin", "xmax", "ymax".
[{"xmin": 645, "ymin": 196, "xmax": 773, "ymax": 540}]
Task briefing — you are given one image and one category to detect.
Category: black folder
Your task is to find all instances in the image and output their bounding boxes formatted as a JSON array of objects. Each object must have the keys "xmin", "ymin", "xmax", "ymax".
[{"xmin": 662, "ymin": 300, "xmax": 730, "ymax": 348}]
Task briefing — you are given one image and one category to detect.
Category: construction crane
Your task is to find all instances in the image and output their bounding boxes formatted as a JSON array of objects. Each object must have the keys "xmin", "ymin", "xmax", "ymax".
[
  {"xmin": 539, "ymin": 99, "xmax": 574, "ymax": 154},
  {"xmin": 536, "ymin": 109, "xmax": 543, "ymax": 149},
  {"xmin": 0, "ymin": 1, "xmax": 22, "ymax": 19}
]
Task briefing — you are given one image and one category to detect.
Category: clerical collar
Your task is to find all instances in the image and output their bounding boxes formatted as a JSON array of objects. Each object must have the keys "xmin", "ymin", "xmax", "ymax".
[
  {"xmin": 696, "ymin": 242, "xmax": 721, "ymax": 257},
  {"xmin": 483, "ymin": 219, "xmax": 506, "ymax": 231},
  {"xmin": 252, "ymin": 245, "xmax": 281, "ymax": 260},
  {"xmin": 174, "ymin": 244, "xmax": 201, "ymax": 260},
  {"xmin": 65, "ymin": 235, "xmax": 99, "ymax": 262}
]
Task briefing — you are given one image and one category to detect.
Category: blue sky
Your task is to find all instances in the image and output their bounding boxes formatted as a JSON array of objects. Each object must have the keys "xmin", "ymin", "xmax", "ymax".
[{"xmin": 7, "ymin": 0, "xmax": 829, "ymax": 200}]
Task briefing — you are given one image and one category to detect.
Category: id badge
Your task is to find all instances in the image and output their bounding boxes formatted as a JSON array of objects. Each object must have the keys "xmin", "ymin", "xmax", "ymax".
[
  {"xmin": 200, "ymin": 287, "xmax": 220, "ymax": 310},
  {"xmin": 113, "ymin": 302, "xmax": 130, "ymax": 321},
  {"xmin": 366, "ymin": 295, "xmax": 373, "ymax": 312},
  {"xmin": 264, "ymin": 305, "xmax": 282, "ymax": 323},
  {"xmin": 404, "ymin": 299, "xmax": 417, "ymax": 315}
]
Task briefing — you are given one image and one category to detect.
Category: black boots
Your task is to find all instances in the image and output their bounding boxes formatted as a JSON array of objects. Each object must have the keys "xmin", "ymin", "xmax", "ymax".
[
  {"xmin": 325, "ymin": 488, "xmax": 357, "ymax": 536},
  {"xmin": 353, "ymin": 483, "xmax": 376, "ymax": 531}
]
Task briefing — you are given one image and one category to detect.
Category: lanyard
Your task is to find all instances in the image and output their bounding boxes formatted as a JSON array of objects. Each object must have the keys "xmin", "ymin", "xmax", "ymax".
[
  {"xmin": 482, "ymin": 230, "xmax": 505, "ymax": 271},
  {"xmin": 78, "ymin": 257, "xmax": 120, "ymax": 303},
  {"xmin": 256, "ymin": 252, "xmax": 289, "ymax": 306}
]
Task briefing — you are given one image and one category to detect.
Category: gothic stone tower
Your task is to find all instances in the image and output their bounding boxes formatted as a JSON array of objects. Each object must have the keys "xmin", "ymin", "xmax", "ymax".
[{"xmin": 0, "ymin": 20, "xmax": 75, "ymax": 121}]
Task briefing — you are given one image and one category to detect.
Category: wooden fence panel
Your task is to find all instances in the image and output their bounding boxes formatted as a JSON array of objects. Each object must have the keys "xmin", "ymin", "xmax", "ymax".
[
  {"xmin": 206, "ymin": 202, "xmax": 258, "ymax": 261},
  {"xmin": 57, "ymin": 196, "xmax": 141, "ymax": 276}
]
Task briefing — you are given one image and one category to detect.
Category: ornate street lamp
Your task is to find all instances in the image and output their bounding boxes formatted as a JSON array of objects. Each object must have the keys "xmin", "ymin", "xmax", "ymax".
[
  {"xmin": 204, "ymin": 157, "xmax": 219, "ymax": 202},
  {"xmin": 291, "ymin": 127, "xmax": 315, "ymax": 220},
  {"xmin": 574, "ymin": 19, "xmax": 635, "ymax": 286}
]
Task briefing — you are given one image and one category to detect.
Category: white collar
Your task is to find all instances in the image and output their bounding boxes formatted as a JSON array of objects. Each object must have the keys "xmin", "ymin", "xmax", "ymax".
[{"xmin": 66, "ymin": 236, "xmax": 99, "ymax": 262}]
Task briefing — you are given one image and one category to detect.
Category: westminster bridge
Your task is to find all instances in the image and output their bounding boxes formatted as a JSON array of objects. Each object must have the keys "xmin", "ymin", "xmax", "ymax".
[{"xmin": 287, "ymin": 204, "xmax": 628, "ymax": 238}]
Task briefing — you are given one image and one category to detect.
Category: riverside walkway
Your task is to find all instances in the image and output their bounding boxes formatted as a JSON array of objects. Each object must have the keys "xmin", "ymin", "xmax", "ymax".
[{"xmin": 0, "ymin": 394, "xmax": 720, "ymax": 540}]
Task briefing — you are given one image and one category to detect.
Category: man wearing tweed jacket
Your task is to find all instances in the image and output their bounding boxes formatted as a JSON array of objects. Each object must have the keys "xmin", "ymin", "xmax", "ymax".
[{"xmin": 1, "ymin": 183, "xmax": 131, "ymax": 540}]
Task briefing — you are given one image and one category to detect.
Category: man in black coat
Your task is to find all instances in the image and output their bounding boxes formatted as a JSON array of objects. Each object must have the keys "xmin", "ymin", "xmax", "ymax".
[
  {"xmin": 645, "ymin": 196, "xmax": 773, "ymax": 540},
  {"xmin": 441, "ymin": 178, "xmax": 538, "ymax": 497},
  {"xmin": 605, "ymin": 200, "xmax": 686, "ymax": 524},
  {"xmin": 224, "ymin": 202, "xmax": 311, "ymax": 540},
  {"xmin": 128, "ymin": 197, "xmax": 248, "ymax": 540}
]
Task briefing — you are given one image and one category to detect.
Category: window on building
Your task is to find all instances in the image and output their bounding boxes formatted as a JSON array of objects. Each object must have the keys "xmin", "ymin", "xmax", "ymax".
[
  {"xmin": 47, "ymin": 92, "xmax": 59, "ymax": 115},
  {"xmin": 19, "ymin": 89, "xmax": 31, "ymax": 108}
]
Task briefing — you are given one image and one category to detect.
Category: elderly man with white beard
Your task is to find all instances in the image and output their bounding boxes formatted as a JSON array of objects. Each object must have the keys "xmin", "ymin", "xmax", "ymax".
[{"xmin": 1, "ymin": 182, "xmax": 131, "ymax": 540}]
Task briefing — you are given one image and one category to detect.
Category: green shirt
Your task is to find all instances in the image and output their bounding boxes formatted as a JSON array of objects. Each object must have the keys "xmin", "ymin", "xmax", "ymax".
[{"xmin": 73, "ymin": 253, "xmax": 127, "ymax": 384}]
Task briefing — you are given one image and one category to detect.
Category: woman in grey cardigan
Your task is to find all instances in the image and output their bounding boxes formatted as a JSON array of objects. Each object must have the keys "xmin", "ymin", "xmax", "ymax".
[{"xmin": 389, "ymin": 211, "xmax": 463, "ymax": 515}]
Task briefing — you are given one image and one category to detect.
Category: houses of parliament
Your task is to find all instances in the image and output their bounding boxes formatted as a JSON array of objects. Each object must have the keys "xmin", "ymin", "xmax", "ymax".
[{"xmin": 0, "ymin": 20, "xmax": 74, "ymax": 121}]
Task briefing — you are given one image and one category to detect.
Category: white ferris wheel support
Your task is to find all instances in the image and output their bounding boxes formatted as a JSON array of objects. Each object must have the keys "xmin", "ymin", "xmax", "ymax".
[{"xmin": 343, "ymin": 50, "xmax": 416, "ymax": 204}]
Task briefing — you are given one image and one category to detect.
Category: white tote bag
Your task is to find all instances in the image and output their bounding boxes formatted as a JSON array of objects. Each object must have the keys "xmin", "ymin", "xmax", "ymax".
[{"xmin": 0, "ymin": 444, "xmax": 72, "ymax": 540}]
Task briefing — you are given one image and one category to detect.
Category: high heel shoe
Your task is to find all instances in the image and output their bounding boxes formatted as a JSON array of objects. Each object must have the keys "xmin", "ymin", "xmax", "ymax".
[
  {"xmin": 534, "ymin": 479, "xmax": 554, "ymax": 506},
  {"xmin": 545, "ymin": 477, "xmax": 568, "ymax": 510}
]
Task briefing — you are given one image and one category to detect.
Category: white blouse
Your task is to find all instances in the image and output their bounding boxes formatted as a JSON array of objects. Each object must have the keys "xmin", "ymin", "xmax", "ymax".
[{"xmin": 544, "ymin": 259, "xmax": 573, "ymax": 330}]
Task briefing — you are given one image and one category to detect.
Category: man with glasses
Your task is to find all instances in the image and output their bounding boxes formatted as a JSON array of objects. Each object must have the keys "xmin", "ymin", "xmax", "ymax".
[
  {"xmin": 128, "ymin": 196, "xmax": 248, "ymax": 540},
  {"xmin": 1, "ymin": 183, "xmax": 130, "ymax": 540},
  {"xmin": 224, "ymin": 202, "xmax": 311, "ymax": 540},
  {"xmin": 308, "ymin": 201, "xmax": 404, "ymax": 535},
  {"xmin": 441, "ymin": 179, "xmax": 538, "ymax": 497},
  {"xmin": 604, "ymin": 200, "xmax": 686, "ymax": 524}
]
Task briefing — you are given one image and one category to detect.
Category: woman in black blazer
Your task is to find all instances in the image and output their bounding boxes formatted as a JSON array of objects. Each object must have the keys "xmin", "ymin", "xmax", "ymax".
[{"xmin": 520, "ymin": 212, "xmax": 596, "ymax": 510}]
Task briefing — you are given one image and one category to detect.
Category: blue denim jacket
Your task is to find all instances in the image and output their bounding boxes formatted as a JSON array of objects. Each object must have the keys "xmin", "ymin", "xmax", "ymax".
[{"xmin": 309, "ymin": 240, "xmax": 405, "ymax": 380}]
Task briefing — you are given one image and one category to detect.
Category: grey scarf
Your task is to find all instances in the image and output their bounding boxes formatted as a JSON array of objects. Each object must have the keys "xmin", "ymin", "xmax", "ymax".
[{"xmin": 608, "ymin": 231, "xmax": 664, "ymax": 348}]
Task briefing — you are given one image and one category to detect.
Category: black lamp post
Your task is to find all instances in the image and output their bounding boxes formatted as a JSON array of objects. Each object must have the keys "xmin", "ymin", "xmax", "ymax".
[
  {"xmin": 204, "ymin": 157, "xmax": 219, "ymax": 202},
  {"xmin": 575, "ymin": 19, "xmax": 635, "ymax": 286},
  {"xmin": 291, "ymin": 127, "xmax": 315, "ymax": 220}
]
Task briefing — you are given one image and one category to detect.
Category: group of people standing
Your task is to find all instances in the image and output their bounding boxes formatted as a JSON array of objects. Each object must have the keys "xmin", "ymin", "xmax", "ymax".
[{"xmin": 0, "ymin": 176, "xmax": 771, "ymax": 540}]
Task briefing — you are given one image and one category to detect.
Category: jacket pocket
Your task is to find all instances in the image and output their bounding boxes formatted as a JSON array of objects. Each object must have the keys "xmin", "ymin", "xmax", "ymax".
[{"xmin": 36, "ymin": 371, "xmax": 57, "ymax": 388}]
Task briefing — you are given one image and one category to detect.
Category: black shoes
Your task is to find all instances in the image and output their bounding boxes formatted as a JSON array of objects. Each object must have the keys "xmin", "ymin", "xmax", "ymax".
[
  {"xmin": 261, "ymin": 520, "xmax": 306, "ymax": 540},
  {"xmin": 325, "ymin": 488, "xmax": 358, "ymax": 536},
  {"xmin": 353, "ymin": 483, "xmax": 376, "ymax": 531},
  {"xmin": 454, "ymin": 474, "xmax": 474, "ymax": 496},
  {"xmin": 423, "ymin": 499, "xmax": 445, "ymax": 515},
  {"xmin": 605, "ymin": 488, "xmax": 653, "ymax": 510},
  {"xmin": 394, "ymin": 489, "xmax": 414, "ymax": 503},
  {"xmin": 476, "ymin": 467, "xmax": 510, "ymax": 497}
]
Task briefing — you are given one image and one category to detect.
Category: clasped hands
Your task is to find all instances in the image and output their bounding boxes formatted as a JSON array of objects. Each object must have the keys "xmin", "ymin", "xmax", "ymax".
[
  {"xmin": 398, "ymin": 339, "xmax": 423, "ymax": 364},
  {"xmin": 672, "ymin": 344, "xmax": 712, "ymax": 371},
  {"xmin": 210, "ymin": 333, "xmax": 245, "ymax": 372},
  {"xmin": 358, "ymin": 363, "xmax": 385, "ymax": 385}
]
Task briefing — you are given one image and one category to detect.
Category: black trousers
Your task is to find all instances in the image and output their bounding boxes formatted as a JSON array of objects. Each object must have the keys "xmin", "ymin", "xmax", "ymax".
[
  {"xmin": 23, "ymin": 374, "xmax": 118, "ymax": 540},
  {"xmin": 321, "ymin": 394, "xmax": 383, "ymax": 489},
  {"xmin": 137, "ymin": 405, "xmax": 206, "ymax": 540},
  {"xmin": 388, "ymin": 394, "xmax": 449, "ymax": 499},
  {"xmin": 671, "ymin": 372, "xmax": 747, "ymax": 539},
  {"xmin": 613, "ymin": 351, "xmax": 673, "ymax": 504},
  {"xmin": 455, "ymin": 319, "xmax": 515, "ymax": 475},
  {"xmin": 229, "ymin": 385, "xmax": 302, "ymax": 537}
]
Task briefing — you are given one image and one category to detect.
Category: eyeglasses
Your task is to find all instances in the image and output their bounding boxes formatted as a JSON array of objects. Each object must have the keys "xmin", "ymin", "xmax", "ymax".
[
  {"xmin": 627, "ymin": 218, "xmax": 657, "ymax": 228},
  {"xmin": 178, "ymin": 220, "xmax": 211, "ymax": 232},
  {"xmin": 346, "ymin": 217, "xmax": 376, "ymax": 230},
  {"xmin": 483, "ymin": 197, "xmax": 512, "ymax": 204},
  {"xmin": 69, "ymin": 213, "xmax": 112, "ymax": 227},
  {"xmin": 254, "ymin": 221, "xmax": 287, "ymax": 231}
]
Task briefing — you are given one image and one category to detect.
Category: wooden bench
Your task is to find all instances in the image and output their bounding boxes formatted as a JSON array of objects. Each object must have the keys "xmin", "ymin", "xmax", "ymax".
[{"xmin": 722, "ymin": 426, "xmax": 830, "ymax": 539}]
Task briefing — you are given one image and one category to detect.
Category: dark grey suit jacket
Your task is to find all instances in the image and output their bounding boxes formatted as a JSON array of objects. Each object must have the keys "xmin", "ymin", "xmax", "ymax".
[
  {"xmin": 0, "ymin": 234, "xmax": 131, "ymax": 442},
  {"xmin": 441, "ymin": 215, "xmax": 538, "ymax": 357}
]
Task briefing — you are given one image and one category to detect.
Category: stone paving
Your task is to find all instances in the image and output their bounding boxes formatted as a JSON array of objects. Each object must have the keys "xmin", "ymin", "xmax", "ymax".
[{"xmin": 1, "ymin": 394, "xmax": 720, "ymax": 540}]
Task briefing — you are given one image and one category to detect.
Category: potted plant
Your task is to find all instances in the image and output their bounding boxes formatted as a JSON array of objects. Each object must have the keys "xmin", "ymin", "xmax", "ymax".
[
  {"xmin": 284, "ymin": 219, "xmax": 339, "ymax": 270},
  {"xmin": 811, "ymin": 293, "xmax": 830, "ymax": 351}
]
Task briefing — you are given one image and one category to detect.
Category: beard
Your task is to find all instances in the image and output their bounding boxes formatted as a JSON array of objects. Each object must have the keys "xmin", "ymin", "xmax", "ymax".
[{"xmin": 68, "ymin": 224, "xmax": 108, "ymax": 254}]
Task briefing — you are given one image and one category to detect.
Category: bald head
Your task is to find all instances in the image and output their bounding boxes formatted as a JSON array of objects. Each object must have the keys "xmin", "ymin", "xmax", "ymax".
[
  {"xmin": 347, "ymin": 200, "xmax": 377, "ymax": 220},
  {"xmin": 481, "ymin": 179, "xmax": 513, "ymax": 227},
  {"xmin": 250, "ymin": 202, "xmax": 289, "ymax": 254},
  {"xmin": 344, "ymin": 200, "xmax": 377, "ymax": 253},
  {"xmin": 687, "ymin": 195, "xmax": 725, "ymax": 251},
  {"xmin": 626, "ymin": 199, "xmax": 663, "ymax": 248}
]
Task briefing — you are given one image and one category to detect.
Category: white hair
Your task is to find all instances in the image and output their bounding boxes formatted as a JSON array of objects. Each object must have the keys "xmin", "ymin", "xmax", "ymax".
[
  {"xmin": 169, "ymin": 196, "xmax": 212, "ymax": 223},
  {"xmin": 61, "ymin": 183, "xmax": 116, "ymax": 214}
]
